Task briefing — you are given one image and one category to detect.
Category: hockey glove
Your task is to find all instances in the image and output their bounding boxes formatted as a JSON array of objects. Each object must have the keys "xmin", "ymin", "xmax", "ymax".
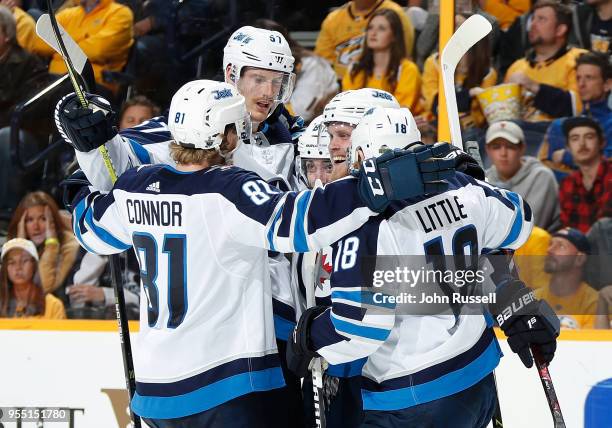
[
  {"xmin": 55, "ymin": 92, "xmax": 117, "ymax": 152},
  {"xmin": 490, "ymin": 280, "xmax": 560, "ymax": 368},
  {"xmin": 286, "ymin": 305, "xmax": 327, "ymax": 378},
  {"xmin": 60, "ymin": 169, "xmax": 92, "ymax": 213},
  {"xmin": 355, "ymin": 143, "xmax": 455, "ymax": 213},
  {"xmin": 444, "ymin": 144, "xmax": 485, "ymax": 180}
]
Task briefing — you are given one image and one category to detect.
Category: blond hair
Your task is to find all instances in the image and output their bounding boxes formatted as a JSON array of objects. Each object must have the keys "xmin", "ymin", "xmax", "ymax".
[{"xmin": 169, "ymin": 143, "xmax": 225, "ymax": 166}]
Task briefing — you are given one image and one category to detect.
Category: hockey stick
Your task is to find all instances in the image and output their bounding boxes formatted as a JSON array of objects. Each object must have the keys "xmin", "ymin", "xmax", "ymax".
[
  {"xmin": 303, "ymin": 251, "xmax": 327, "ymax": 428},
  {"xmin": 533, "ymin": 349, "xmax": 566, "ymax": 428},
  {"xmin": 441, "ymin": 15, "xmax": 503, "ymax": 427},
  {"xmin": 440, "ymin": 14, "xmax": 492, "ymax": 151},
  {"xmin": 38, "ymin": 8, "xmax": 141, "ymax": 428}
]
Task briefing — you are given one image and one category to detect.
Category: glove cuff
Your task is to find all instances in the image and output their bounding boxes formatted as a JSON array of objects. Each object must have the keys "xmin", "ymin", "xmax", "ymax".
[{"xmin": 296, "ymin": 306, "xmax": 327, "ymax": 355}]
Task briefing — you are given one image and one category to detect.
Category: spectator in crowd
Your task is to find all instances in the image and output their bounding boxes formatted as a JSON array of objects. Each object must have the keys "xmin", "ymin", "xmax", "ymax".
[
  {"xmin": 537, "ymin": 227, "xmax": 599, "ymax": 329},
  {"xmin": 515, "ymin": 226, "xmax": 552, "ymax": 290},
  {"xmin": 538, "ymin": 51, "xmax": 612, "ymax": 181},
  {"xmin": 559, "ymin": 116, "xmax": 611, "ymax": 233},
  {"xmin": 0, "ymin": 5, "xmax": 49, "ymax": 211},
  {"xmin": 118, "ymin": 95, "xmax": 160, "ymax": 130},
  {"xmin": 485, "ymin": 120, "xmax": 560, "ymax": 231},
  {"xmin": 505, "ymin": 1, "xmax": 586, "ymax": 124},
  {"xmin": 342, "ymin": 9, "xmax": 421, "ymax": 113},
  {"xmin": 479, "ymin": 0, "xmax": 529, "ymax": 31},
  {"xmin": 595, "ymin": 285, "xmax": 612, "ymax": 328},
  {"xmin": 416, "ymin": 2, "xmax": 500, "ymax": 69},
  {"xmin": 0, "ymin": 0, "xmax": 35, "ymax": 51},
  {"xmin": 421, "ymin": 12, "xmax": 496, "ymax": 140},
  {"xmin": 254, "ymin": 19, "xmax": 339, "ymax": 123},
  {"xmin": 65, "ymin": 251, "xmax": 140, "ymax": 319},
  {"xmin": 0, "ymin": 238, "xmax": 66, "ymax": 319},
  {"xmin": 497, "ymin": 7, "xmax": 532, "ymax": 78},
  {"xmin": 31, "ymin": 0, "xmax": 134, "ymax": 93},
  {"xmin": 571, "ymin": 0, "xmax": 612, "ymax": 56},
  {"xmin": 7, "ymin": 191, "xmax": 79, "ymax": 294},
  {"xmin": 315, "ymin": 0, "xmax": 415, "ymax": 80},
  {"xmin": 586, "ymin": 217, "xmax": 612, "ymax": 290}
]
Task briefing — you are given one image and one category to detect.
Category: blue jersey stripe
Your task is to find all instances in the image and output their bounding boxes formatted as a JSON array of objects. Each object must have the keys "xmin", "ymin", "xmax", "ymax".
[
  {"xmin": 273, "ymin": 315, "xmax": 295, "ymax": 341},
  {"xmin": 267, "ymin": 205, "xmax": 283, "ymax": 252},
  {"xmin": 499, "ymin": 191, "xmax": 523, "ymax": 248},
  {"xmin": 332, "ymin": 290, "xmax": 395, "ymax": 309},
  {"xmin": 128, "ymin": 138, "xmax": 152, "ymax": 164},
  {"xmin": 135, "ymin": 354, "xmax": 281, "ymax": 396},
  {"xmin": 73, "ymin": 197, "xmax": 96, "ymax": 254},
  {"xmin": 131, "ymin": 367, "xmax": 285, "ymax": 419},
  {"xmin": 361, "ymin": 339, "xmax": 501, "ymax": 410},
  {"xmin": 84, "ymin": 208, "xmax": 130, "ymax": 250},
  {"xmin": 327, "ymin": 358, "xmax": 367, "ymax": 378},
  {"xmin": 330, "ymin": 313, "xmax": 390, "ymax": 341},
  {"xmin": 293, "ymin": 190, "xmax": 312, "ymax": 252}
]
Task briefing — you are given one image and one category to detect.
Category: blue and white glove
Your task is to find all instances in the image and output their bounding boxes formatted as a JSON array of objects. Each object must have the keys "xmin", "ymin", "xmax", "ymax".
[
  {"xmin": 55, "ymin": 92, "xmax": 117, "ymax": 152},
  {"xmin": 355, "ymin": 142, "xmax": 455, "ymax": 213}
]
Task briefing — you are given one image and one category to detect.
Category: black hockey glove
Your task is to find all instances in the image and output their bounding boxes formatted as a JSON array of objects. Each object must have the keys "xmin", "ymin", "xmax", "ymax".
[
  {"xmin": 355, "ymin": 143, "xmax": 455, "ymax": 213},
  {"xmin": 60, "ymin": 169, "xmax": 92, "ymax": 213},
  {"xmin": 445, "ymin": 144, "xmax": 485, "ymax": 180},
  {"xmin": 55, "ymin": 92, "xmax": 117, "ymax": 152},
  {"xmin": 286, "ymin": 306, "xmax": 327, "ymax": 378},
  {"xmin": 490, "ymin": 280, "xmax": 560, "ymax": 368}
]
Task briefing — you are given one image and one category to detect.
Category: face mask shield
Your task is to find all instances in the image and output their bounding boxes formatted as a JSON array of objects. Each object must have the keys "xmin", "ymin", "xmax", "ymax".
[
  {"xmin": 299, "ymin": 158, "xmax": 333, "ymax": 188},
  {"xmin": 236, "ymin": 67, "xmax": 296, "ymax": 104}
]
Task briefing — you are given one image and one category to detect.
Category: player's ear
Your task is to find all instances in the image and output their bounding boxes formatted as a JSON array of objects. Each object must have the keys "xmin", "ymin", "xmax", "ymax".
[
  {"xmin": 355, "ymin": 148, "xmax": 365, "ymax": 169},
  {"xmin": 225, "ymin": 64, "xmax": 235, "ymax": 84}
]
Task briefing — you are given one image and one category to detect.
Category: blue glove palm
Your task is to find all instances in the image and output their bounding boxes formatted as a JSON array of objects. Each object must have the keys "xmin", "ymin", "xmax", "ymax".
[{"xmin": 356, "ymin": 142, "xmax": 456, "ymax": 213}]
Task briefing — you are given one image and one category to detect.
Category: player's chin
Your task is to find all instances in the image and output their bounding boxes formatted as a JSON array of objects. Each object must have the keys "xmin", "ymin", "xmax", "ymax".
[{"xmin": 330, "ymin": 162, "xmax": 349, "ymax": 181}]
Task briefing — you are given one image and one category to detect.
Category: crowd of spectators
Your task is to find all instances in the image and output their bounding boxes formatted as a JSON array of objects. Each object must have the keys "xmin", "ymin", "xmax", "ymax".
[{"xmin": 0, "ymin": 0, "xmax": 609, "ymax": 328}]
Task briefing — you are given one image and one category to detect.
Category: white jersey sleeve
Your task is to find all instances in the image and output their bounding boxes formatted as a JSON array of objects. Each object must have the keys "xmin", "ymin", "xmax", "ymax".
[
  {"xmin": 71, "ymin": 166, "xmax": 376, "ymax": 257},
  {"xmin": 75, "ymin": 117, "xmax": 174, "ymax": 191}
]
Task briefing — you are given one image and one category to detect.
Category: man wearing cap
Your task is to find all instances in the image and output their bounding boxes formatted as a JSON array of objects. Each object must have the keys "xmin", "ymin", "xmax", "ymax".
[
  {"xmin": 559, "ymin": 116, "xmax": 611, "ymax": 234},
  {"xmin": 485, "ymin": 120, "xmax": 560, "ymax": 231},
  {"xmin": 537, "ymin": 227, "xmax": 599, "ymax": 329}
]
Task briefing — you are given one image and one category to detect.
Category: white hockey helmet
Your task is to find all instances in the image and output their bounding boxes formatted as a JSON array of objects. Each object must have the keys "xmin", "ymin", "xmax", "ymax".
[
  {"xmin": 322, "ymin": 88, "xmax": 400, "ymax": 127},
  {"xmin": 168, "ymin": 80, "xmax": 251, "ymax": 151},
  {"xmin": 298, "ymin": 115, "xmax": 330, "ymax": 160},
  {"xmin": 296, "ymin": 115, "xmax": 332, "ymax": 188},
  {"xmin": 223, "ymin": 26, "xmax": 296, "ymax": 103},
  {"xmin": 349, "ymin": 107, "xmax": 421, "ymax": 169}
]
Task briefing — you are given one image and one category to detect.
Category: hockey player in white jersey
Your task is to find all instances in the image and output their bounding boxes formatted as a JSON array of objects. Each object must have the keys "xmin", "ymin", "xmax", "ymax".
[
  {"xmin": 62, "ymin": 26, "xmax": 302, "ymax": 193},
  {"xmin": 62, "ymin": 81, "xmax": 457, "ymax": 427},
  {"xmin": 287, "ymin": 107, "xmax": 561, "ymax": 428},
  {"xmin": 324, "ymin": 88, "xmax": 400, "ymax": 182}
]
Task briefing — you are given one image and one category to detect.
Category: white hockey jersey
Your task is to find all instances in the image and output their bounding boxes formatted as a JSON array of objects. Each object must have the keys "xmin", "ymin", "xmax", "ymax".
[
  {"xmin": 71, "ymin": 164, "xmax": 376, "ymax": 419},
  {"xmin": 308, "ymin": 173, "xmax": 534, "ymax": 411},
  {"xmin": 75, "ymin": 117, "xmax": 302, "ymax": 341}
]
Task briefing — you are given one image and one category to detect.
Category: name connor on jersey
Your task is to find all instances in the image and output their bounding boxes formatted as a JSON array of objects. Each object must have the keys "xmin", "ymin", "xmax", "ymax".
[{"xmin": 126, "ymin": 199, "xmax": 183, "ymax": 227}]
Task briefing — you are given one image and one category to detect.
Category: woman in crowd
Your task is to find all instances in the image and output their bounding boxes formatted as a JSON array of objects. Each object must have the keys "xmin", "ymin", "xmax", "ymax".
[
  {"xmin": 421, "ymin": 12, "xmax": 497, "ymax": 140},
  {"xmin": 7, "ymin": 191, "xmax": 79, "ymax": 294},
  {"xmin": 342, "ymin": 8, "xmax": 422, "ymax": 114},
  {"xmin": 0, "ymin": 238, "xmax": 66, "ymax": 318}
]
